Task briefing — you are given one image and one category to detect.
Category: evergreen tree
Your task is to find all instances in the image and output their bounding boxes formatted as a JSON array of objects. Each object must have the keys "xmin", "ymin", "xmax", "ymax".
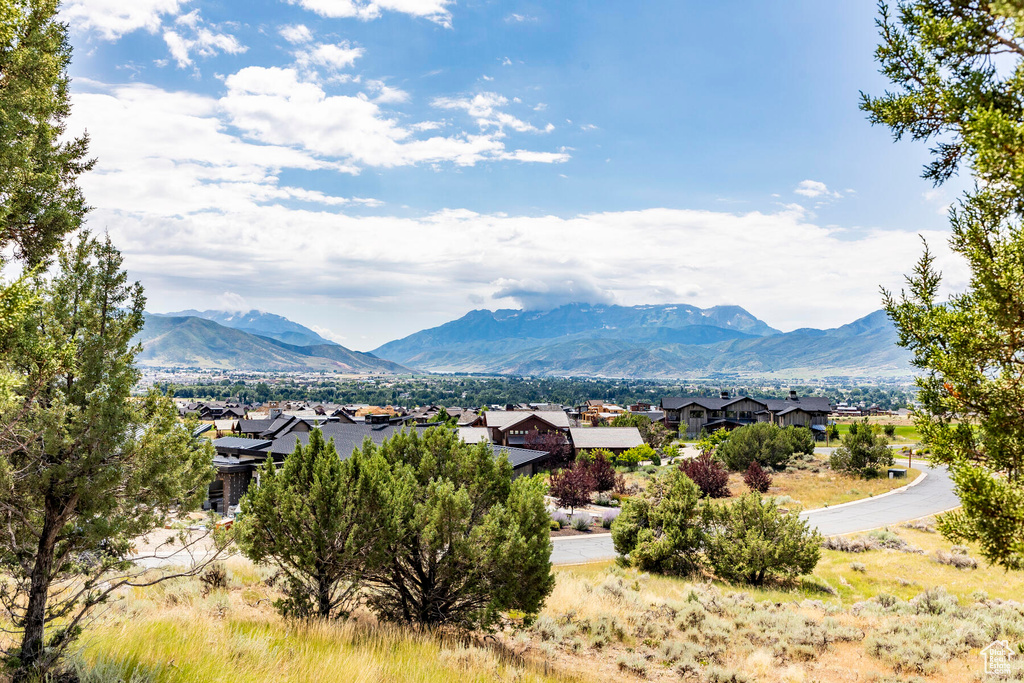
[
  {"xmin": 237, "ymin": 429, "xmax": 386, "ymax": 619},
  {"xmin": 0, "ymin": 0, "xmax": 93, "ymax": 266},
  {"xmin": 611, "ymin": 468, "xmax": 706, "ymax": 575},
  {"xmin": 362, "ymin": 428, "xmax": 553, "ymax": 629},
  {"xmin": 863, "ymin": 1, "xmax": 1024, "ymax": 568},
  {"xmin": 705, "ymin": 494, "xmax": 821, "ymax": 586},
  {"xmin": 830, "ymin": 423, "xmax": 893, "ymax": 477},
  {"xmin": 0, "ymin": 235, "xmax": 216, "ymax": 677}
]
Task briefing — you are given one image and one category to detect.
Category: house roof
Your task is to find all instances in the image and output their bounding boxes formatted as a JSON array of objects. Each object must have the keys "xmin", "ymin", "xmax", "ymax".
[
  {"xmin": 237, "ymin": 418, "xmax": 274, "ymax": 434},
  {"xmin": 569, "ymin": 427, "xmax": 645, "ymax": 451},
  {"xmin": 492, "ymin": 445, "xmax": 550, "ymax": 468},
  {"xmin": 458, "ymin": 427, "xmax": 491, "ymax": 444},
  {"xmin": 212, "ymin": 437, "xmax": 272, "ymax": 452},
  {"xmin": 484, "ymin": 410, "xmax": 571, "ymax": 431},
  {"xmin": 763, "ymin": 396, "xmax": 832, "ymax": 413},
  {"xmin": 662, "ymin": 395, "xmax": 831, "ymax": 414},
  {"xmin": 265, "ymin": 423, "xmax": 433, "ymax": 459}
]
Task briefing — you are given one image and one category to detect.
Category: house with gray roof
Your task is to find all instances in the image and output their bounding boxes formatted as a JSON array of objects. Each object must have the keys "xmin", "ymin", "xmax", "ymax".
[
  {"xmin": 568, "ymin": 426, "xmax": 644, "ymax": 456},
  {"xmin": 661, "ymin": 390, "xmax": 831, "ymax": 437},
  {"xmin": 209, "ymin": 423, "xmax": 550, "ymax": 514}
]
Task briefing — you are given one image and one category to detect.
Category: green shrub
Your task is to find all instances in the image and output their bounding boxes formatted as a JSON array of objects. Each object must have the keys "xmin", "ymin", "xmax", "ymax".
[
  {"xmin": 570, "ymin": 514, "xmax": 592, "ymax": 531},
  {"xmin": 883, "ymin": 424, "xmax": 897, "ymax": 437},
  {"xmin": 616, "ymin": 444, "xmax": 656, "ymax": 470},
  {"xmin": 830, "ymin": 424, "xmax": 894, "ymax": 477},
  {"xmin": 611, "ymin": 468, "xmax": 706, "ymax": 575},
  {"xmin": 784, "ymin": 426, "xmax": 815, "ymax": 456},
  {"xmin": 705, "ymin": 493, "xmax": 822, "ymax": 585},
  {"xmin": 718, "ymin": 423, "xmax": 799, "ymax": 471}
]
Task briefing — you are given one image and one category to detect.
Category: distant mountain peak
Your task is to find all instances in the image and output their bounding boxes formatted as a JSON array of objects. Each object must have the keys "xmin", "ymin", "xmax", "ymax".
[
  {"xmin": 156, "ymin": 308, "xmax": 337, "ymax": 347},
  {"xmin": 370, "ymin": 303, "xmax": 911, "ymax": 379}
]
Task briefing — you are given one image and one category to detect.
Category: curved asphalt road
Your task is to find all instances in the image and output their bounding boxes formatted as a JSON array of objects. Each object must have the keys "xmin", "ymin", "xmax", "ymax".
[{"xmin": 550, "ymin": 458, "xmax": 960, "ymax": 565}]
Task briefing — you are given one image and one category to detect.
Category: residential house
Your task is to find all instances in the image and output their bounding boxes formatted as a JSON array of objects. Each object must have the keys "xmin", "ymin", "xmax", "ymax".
[
  {"xmin": 482, "ymin": 410, "xmax": 571, "ymax": 447},
  {"xmin": 661, "ymin": 391, "xmax": 831, "ymax": 437},
  {"xmin": 568, "ymin": 426, "xmax": 644, "ymax": 457},
  {"xmin": 209, "ymin": 421, "xmax": 549, "ymax": 514}
]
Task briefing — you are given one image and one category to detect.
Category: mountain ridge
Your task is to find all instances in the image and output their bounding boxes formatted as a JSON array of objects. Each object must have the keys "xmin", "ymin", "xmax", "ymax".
[
  {"xmin": 136, "ymin": 315, "xmax": 411, "ymax": 374},
  {"xmin": 155, "ymin": 309, "xmax": 337, "ymax": 347},
  {"xmin": 371, "ymin": 304, "xmax": 911, "ymax": 378}
]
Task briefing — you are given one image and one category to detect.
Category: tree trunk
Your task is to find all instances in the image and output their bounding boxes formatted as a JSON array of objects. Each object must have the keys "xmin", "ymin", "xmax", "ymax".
[
  {"xmin": 317, "ymin": 574, "xmax": 331, "ymax": 618},
  {"xmin": 18, "ymin": 506, "xmax": 61, "ymax": 679}
]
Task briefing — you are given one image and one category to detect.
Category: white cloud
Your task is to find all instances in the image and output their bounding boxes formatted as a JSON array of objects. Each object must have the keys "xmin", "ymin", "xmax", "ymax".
[
  {"xmin": 288, "ymin": 0, "xmax": 454, "ymax": 27},
  {"xmin": 432, "ymin": 92, "xmax": 552, "ymax": 133},
  {"xmin": 794, "ymin": 179, "xmax": 842, "ymax": 199},
  {"xmin": 63, "ymin": 0, "xmax": 189, "ymax": 40},
  {"xmin": 295, "ymin": 41, "xmax": 365, "ymax": 71},
  {"xmin": 279, "ymin": 24, "xmax": 314, "ymax": 44},
  {"xmin": 217, "ymin": 291, "xmax": 249, "ymax": 312},
  {"xmin": 67, "ymin": 73, "xmax": 569, "ymax": 222},
  {"xmin": 310, "ymin": 324, "xmax": 349, "ymax": 343},
  {"xmin": 505, "ymin": 13, "xmax": 537, "ymax": 23},
  {"xmin": 84, "ymin": 178, "xmax": 968, "ymax": 348},
  {"xmin": 161, "ymin": 12, "xmax": 246, "ymax": 68},
  {"xmin": 367, "ymin": 80, "xmax": 410, "ymax": 104}
]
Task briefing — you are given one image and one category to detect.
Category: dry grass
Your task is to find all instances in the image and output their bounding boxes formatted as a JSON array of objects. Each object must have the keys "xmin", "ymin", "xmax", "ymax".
[
  {"xmin": 55, "ymin": 526, "xmax": 1024, "ymax": 683},
  {"xmin": 539, "ymin": 524, "xmax": 1024, "ymax": 681},
  {"xmin": 66, "ymin": 558, "xmax": 582, "ymax": 683},
  {"xmin": 625, "ymin": 454, "xmax": 920, "ymax": 511}
]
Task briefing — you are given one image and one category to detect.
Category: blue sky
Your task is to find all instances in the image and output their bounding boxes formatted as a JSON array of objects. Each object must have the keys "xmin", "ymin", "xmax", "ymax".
[{"xmin": 62, "ymin": 0, "xmax": 967, "ymax": 349}]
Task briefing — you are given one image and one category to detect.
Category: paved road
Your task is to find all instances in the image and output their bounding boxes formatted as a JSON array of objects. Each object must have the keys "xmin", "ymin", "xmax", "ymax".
[{"xmin": 550, "ymin": 458, "xmax": 959, "ymax": 565}]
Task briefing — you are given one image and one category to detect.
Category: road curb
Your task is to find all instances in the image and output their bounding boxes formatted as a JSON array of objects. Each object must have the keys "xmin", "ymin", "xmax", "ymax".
[
  {"xmin": 799, "ymin": 461, "xmax": 928, "ymax": 517},
  {"xmin": 822, "ymin": 505, "xmax": 963, "ymax": 538},
  {"xmin": 551, "ymin": 532, "xmax": 613, "ymax": 543}
]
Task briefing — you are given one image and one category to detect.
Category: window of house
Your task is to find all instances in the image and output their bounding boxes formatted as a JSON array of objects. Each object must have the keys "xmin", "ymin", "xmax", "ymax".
[
  {"xmin": 726, "ymin": 411, "xmax": 736, "ymax": 418},
  {"xmin": 690, "ymin": 410, "xmax": 704, "ymax": 418},
  {"xmin": 711, "ymin": 410, "xmax": 723, "ymax": 418},
  {"xmin": 739, "ymin": 411, "xmax": 752, "ymax": 420}
]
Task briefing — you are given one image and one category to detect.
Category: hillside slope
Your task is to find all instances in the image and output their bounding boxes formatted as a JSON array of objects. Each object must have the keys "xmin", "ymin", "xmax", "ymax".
[
  {"xmin": 136, "ymin": 316, "xmax": 411, "ymax": 373},
  {"xmin": 158, "ymin": 309, "xmax": 336, "ymax": 347}
]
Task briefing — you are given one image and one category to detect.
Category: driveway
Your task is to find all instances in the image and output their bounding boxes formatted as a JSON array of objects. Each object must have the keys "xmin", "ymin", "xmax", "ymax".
[{"xmin": 550, "ymin": 458, "xmax": 959, "ymax": 565}]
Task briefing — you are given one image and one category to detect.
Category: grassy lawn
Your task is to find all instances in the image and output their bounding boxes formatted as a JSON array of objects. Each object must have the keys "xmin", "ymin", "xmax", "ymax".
[{"xmin": 832, "ymin": 422, "xmax": 924, "ymax": 443}]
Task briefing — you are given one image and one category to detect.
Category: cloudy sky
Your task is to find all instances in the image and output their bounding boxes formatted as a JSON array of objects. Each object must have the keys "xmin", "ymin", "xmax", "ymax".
[{"xmin": 63, "ymin": 0, "xmax": 968, "ymax": 350}]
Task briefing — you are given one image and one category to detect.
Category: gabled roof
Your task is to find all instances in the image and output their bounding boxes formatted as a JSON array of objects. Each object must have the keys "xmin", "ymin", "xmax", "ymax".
[
  {"xmin": 484, "ymin": 410, "xmax": 571, "ymax": 431},
  {"xmin": 237, "ymin": 418, "xmax": 274, "ymax": 434},
  {"xmin": 763, "ymin": 396, "xmax": 832, "ymax": 413},
  {"xmin": 661, "ymin": 396, "xmax": 767, "ymax": 411},
  {"xmin": 569, "ymin": 427, "xmax": 644, "ymax": 451}
]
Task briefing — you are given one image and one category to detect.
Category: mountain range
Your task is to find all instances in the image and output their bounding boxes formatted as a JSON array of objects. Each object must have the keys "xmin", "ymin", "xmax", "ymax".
[
  {"xmin": 136, "ymin": 314, "xmax": 411, "ymax": 374},
  {"xmin": 136, "ymin": 303, "xmax": 913, "ymax": 378},
  {"xmin": 154, "ymin": 309, "xmax": 337, "ymax": 347},
  {"xmin": 370, "ymin": 303, "xmax": 913, "ymax": 379}
]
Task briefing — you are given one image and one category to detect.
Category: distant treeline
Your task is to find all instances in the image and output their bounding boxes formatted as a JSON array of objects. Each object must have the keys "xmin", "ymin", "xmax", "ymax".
[{"xmin": 154, "ymin": 376, "xmax": 914, "ymax": 410}]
